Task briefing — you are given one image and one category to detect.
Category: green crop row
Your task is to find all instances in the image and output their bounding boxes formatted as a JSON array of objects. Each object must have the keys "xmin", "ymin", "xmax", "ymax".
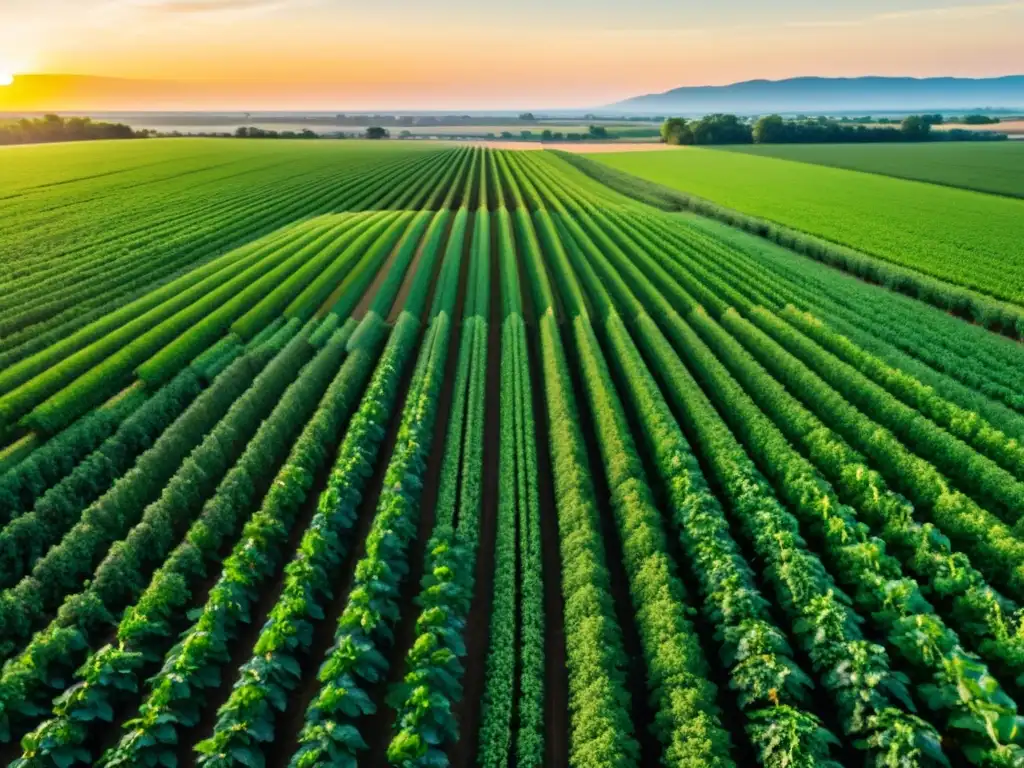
[
  {"xmin": 100, "ymin": 316, "xmax": 381, "ymax": 768},
  {"xmin": 503, "ymin": 156, "xmax": 639, "ymax": 768},
  {"xmin": 13, "ymin": 319, "xmax": 356, "ymax": 767},
  {"xmin": 0, "ymin": 147, "xmax": 448, "ymax": 338},
  {"xmin": 286, "ymin": 202, "xmax": 468, "ymax": 768},
  {"xmin": 387, "ymin": 209, "xmax": 490, "ymax": 766},
  {"xmin": 559, "ymin": 206, "xmax": 942, "ymax": 764},
  {"xmin": 0, "ymin": 389, "xmax": 147, "ymax": 522},
  {"xmin": 547, "ymin": 194, "xmax": 841, "ymax": 767},
  {"xmin": 537, "ymin": 155, "xmax": 1024, "ymax": 763},
  {"xmin": 0, "ymin": 323, "xmax": 301, "ymax": 743},
  {"xmin": 477, "ymin": 208, "xmax": 545, "ymax": 768},
  {"xmin": 193, "ymin": 309, "xmax": 424, "ymax": 768},
  {"xmin": 0, "ymin": 370, "xmax": 203, "ymax": 590}
]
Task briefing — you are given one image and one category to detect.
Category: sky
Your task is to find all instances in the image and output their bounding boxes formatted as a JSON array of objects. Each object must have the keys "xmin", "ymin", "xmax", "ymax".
[{"xmin": 0, "ymin": 0, "xmax": 1022, "ymax": 109}]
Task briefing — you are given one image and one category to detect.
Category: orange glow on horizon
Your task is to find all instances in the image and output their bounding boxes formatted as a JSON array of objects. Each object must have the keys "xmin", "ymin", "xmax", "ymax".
[{"xmin": 0, "ymin": 2, "xmax": 1021, "ymax": 111}]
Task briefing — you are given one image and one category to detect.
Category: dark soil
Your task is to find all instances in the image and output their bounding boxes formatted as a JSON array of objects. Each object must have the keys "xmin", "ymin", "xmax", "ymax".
[
  {"xmin": 513, "ymin": 219, "xmax": 568, "ymax": 768},
  {"xmin": 260, "ymin": 208, "xmax": 459, "ymax": 768},
  {"xmin": 357, "ymin": 207, "xmax": 475, "ymax": 765},
  {"xmin": 602, "ymin": 325, "xmax": 756, "ymax": 765},
  {"xmin": 635, "ymin": 327, "xmax": 859, "ymax": 762},
  {"xmin": 448, "ymin": 210, "xmax": 501, "ymax": 768},
  {"xmin": 559, "ymin": 321, "xmax": 662, "ymax": 768}
]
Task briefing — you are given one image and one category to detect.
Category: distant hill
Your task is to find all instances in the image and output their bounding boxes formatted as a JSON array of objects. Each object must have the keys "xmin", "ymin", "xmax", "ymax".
[{"xmin": 607, "ymin": 76, "xmax": 1024, "ymax": 115}]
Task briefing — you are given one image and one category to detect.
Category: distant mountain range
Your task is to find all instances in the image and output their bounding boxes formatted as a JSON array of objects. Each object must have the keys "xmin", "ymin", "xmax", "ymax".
[
  {"xmin": 607, "ymin": 76, "xmax": 1024, "ymax": 115},
  {"xmin": 4, "ymin": 73, "xmax": 1024, "ymax": 116}
]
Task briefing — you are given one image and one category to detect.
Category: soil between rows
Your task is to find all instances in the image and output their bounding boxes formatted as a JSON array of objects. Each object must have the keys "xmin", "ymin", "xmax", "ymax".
[
  {"xmin": 261, "ymin": 204, "xmax": 461, "ymax": 768},
  {"xmin": 358, "ymin": 205, "xmax": 475, "ymax": 765},
  {"xmin": 448, "ymin": 209, "xmax": 502, "ymax": 768},
  {"xmin": 513, "ymin": 216, "xmax": 569, "ymax": 768}
]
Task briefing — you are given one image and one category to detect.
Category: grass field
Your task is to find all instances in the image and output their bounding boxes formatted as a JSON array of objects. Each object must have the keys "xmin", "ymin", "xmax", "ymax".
[
  {"xmin": 592, "ymin": 147, "xmax": 1024, "ymax": 303},
  {"xmin": 2, "ymin": 139, "xmax": 1024, "ymax": 768},
  {"xmin": 723, "ymin": 141, "xmax": 1024, "ymax": 197}
]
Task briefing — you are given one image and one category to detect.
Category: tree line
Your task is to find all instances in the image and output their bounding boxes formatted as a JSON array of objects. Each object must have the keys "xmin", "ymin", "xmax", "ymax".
[
  {"xmin": 0, "ymin": 114, "xmax": 145, "ymax": 146},
  {"xmin": 661, "ymin": 113, "xmax": 1009, "ymax": 145}
]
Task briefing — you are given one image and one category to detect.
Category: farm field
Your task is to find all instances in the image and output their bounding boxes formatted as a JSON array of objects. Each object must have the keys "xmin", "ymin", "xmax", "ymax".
[
  {"xmin": 591, "ymin": 146, "xmax": 1024, "ymax": 303},
  {"xmin": 2, "ymin": 139, "xmax": 1024, "ymax": 768},
  {"xmin": 723, "ymin": 140, "xmax": 1024, "ymax": 198}
]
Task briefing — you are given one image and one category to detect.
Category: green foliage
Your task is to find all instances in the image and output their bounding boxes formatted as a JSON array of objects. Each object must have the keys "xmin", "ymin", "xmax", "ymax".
[
  {"xmin": 0, "ymin": 390, "xmax": 146, "ymax": 525},
  {"xmin": 509, "ymin": 189, "xmax": 638, "ymax": 767},
  {"xmin": 590, "ymin": 147, "xmax": 1024, "ymax": 307},
  {"xmin": 4, "ymin": 144, "xmax": 1024, "ymax": 768},
  {"xmin": 388, "ymin": 215, "xmax": 489, "ymax": 767},
  {"xmin": 556, "ymin": 208, "xmax": 839, "ymax": 767},
  {"xmin": 725, "ymin": 142, "xmax": 1024, "ymax": 198},
  {"xmin": 287, "ymin": 194, "xmax": 471, "ymax": 768},
  {"xmin": 15, "ymin": 323, "xmax": 356, "ymax": 767},
  {"xmin": 193, "ymin": 308, "xmax": 425, "ymax": 768},
  {"xmin": 0, "ymin": 370, "xmax": 202, "ymax": 590},
  {"xmin": 0, "ymin": 327, "xmax": 304, "ymax": 744}
]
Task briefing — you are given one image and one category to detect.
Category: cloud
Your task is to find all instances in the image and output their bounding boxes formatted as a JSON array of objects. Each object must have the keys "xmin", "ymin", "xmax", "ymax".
[
  {"xmin": 785, "ymin": 19, "xmax": 865, "ymax": 29},
  {"xmin": 133, "ymin": 0, "xmax": 283, "ymax": 12},
  {"xmin": 876, "ymin": 1, "xmax": 1024, "ymax": 20},
  {"xmin": 781, "ymin": 2, "xmax": 1024, "ymax": 32}
]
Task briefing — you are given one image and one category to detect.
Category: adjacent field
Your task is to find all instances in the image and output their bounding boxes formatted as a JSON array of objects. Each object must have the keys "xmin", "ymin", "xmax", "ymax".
[
  {"xmin": 592, "ymin": 147, "xmax": 1024, "ymax": 303},
  {"xmin": 1, "ymin": 139, "xmax": 1024, "ymax": 768},
  {"xmin": 724, "ymin": 140, "xmax": 1024, "ymax": 197}
]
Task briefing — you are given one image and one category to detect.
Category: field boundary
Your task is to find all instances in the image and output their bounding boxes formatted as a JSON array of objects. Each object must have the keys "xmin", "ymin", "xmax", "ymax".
[
  {"xmin": 553, "ymin": 149, "xmax": 1024, "ymax": 340},
  {"xmin": 714, "ymin": 143, "xmax": 1024, "ymax": 201}
]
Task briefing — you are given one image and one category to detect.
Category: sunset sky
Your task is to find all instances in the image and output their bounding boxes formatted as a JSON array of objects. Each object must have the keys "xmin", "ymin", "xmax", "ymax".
[{"xmin": 0, "ymin": 0, "xmax": 1022, "ymax": 109}]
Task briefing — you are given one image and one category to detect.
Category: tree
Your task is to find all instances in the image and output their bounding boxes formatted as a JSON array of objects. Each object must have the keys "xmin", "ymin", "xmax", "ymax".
[
  {"xmin": 587, "ymin": 125, "xmax": 609, "ymax": 139},
  {"xmin": 520, "ymin": 130, "xmax": 533, "ymax": 139},
  {"xmin": 691, "ymin": 113, "xmax": 752, "ymax": 145},
  {"xmin": 399, "ymin": 130, "xmax": 412, "ymax": 139},
  {"xmin": 365, "ymin": 126, "xmax": 390, "ymax": 139},
  {"xmin": 519, "ymin": 112, "xmax": 536, "ymax": 121},
  {"xmin": 962, "ymin": 114, "xmax": 1000, "ymax": 125},
  {"xmin": 501, "ymin": 131, "xmax": 514, "ymax": 139},
  {"xmin": 752, "ymin": 114, "xmax": 786, "ymax": 144},
  {"xmin": 541, "ymin": 129, "xmax": 553, "ymax": 140},
  {"xmin": 901, "ymin": 115, "xmax": 931, "ymax": 140},
  {"xmin": 660, "ymin": 117, "xmax": 693, "ymax": 145}
]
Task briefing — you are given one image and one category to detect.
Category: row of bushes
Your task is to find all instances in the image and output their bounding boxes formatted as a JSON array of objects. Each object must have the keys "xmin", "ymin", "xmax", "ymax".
[
  {"xmin": 658, "ymin": 113, "xmax": 1008, "ymax": 145},
  {"xmin": 287, "ymin": 200, "xmax": 470, "ymax": 768},
  {"xmin": 0, "ymin": 115, "xmax": 145, "ymax": 146},
  {"xmin": 387, "ymin": 213, "xmax": 490, "ymax": 766},
  {"xmin": 559, "ymin": 189, "xmax": 943, "ymax": 763},
  {"xmin": 477, "ymin": 211, "xmax": 545, "ymax": 767},
  {"xmin": 0, "ymin": 326, "xmax": 298, "ymax": 741},
  {"xmin": 561, "ymin": 202, "xmax": 841, "ymax": 766},
  {"xmin": 571, "ymin": 189, "xmax": 1024, "ymax": 761},
  {"xmin": 14, "ymin": 322, "xmax": 354, "ymax": 766},
  {"xmin": 505, "ymin": 175, "xmax": 639, "ymax": 767}
]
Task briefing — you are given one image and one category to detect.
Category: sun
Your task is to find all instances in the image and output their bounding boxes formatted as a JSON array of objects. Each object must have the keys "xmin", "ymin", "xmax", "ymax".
[{"xmin": 0, "ymin": 73, "xmax": 13, "ymax": 87}]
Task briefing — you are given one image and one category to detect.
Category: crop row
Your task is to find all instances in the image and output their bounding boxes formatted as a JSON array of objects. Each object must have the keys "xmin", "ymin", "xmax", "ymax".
[
  {"xmin": 505, "ymin": 149, "xmax": 1024, "ymax": 764},
  {"xmin": 477, "ymin": 207, "xmax": 545, "ymax": 768}
]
